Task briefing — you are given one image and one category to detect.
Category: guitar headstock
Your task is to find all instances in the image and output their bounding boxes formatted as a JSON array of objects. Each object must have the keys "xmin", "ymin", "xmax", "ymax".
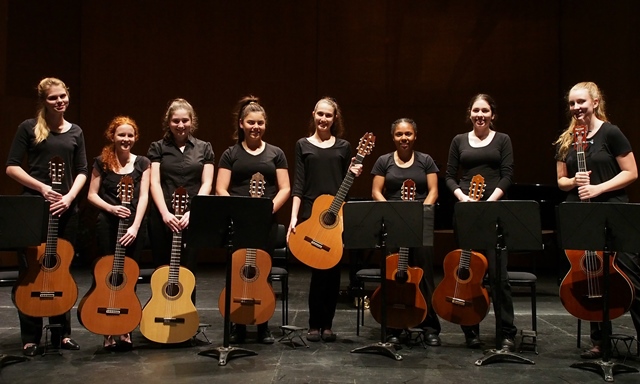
[
  {"xmin": 250, "ymin": 172, "xmax": 265, "ymax": 198},
  {"xmin": 117, "ymin": 175, "xmax": 134, "ymax": 205},
  {"xmin": 356, "ymin": 132, "xmax": 376, "ymax": 157},
  {"xmin": 469, "ymin": 174, "xmax": 485, "ymax": 201},
  {"xmin": 401, "ymin": 179, "xmax": 416, "ymax": 202},
  {"xmin": 49, "ymin": 156, "xmax": 64, "ymax": 186},
  {"xmin": 172, "ymin": 187, "xmax": 189, "ymax": 218},
  {"xmin": 573, "ymin": 124, "xmax": 589, "ymax": 152}
]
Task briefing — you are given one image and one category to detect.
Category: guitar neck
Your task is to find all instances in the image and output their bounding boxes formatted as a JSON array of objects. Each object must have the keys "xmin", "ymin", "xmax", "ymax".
[
  {"xmin": 44, "ymin": 181, "xmax": 62, "ymax": 256},
  {"xmin": 113, "ymin": 210, "xmax": 130, "ymax": 274},
  {"xmin": 168, "ymin": 230, "xmax": 183, "ymax": 284},
  {"xmin": 328, "ymin": 153, "xmax": 365, "ymax": 214},
  {"xmin": 397, "ymin": 247, "xmax": 410, "ymax": 273},
  {"xmin": 576, "ymin": 150, "xmax": 590, "ymax": 202},
  {"xmin": 459, "ymin": 249, "xmax": 472, "ymax": 271}
]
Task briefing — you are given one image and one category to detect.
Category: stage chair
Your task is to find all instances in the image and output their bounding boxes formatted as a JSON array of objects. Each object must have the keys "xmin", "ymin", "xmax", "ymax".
[
  {"xmin": 269, "ymin": 224, "xmax": 289, "ymax": 328},
  {"xmin": 353, "ymin": 268, "xmax": 381, "ymax": 336}
]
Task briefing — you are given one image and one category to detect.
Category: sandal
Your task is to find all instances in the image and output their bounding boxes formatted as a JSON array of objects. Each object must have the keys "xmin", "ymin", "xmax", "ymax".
[
  {"xmin": 103, "ymin": 336, "xmax": 117, "ymax": 350},
  {"xmin": 321, "ymin": 329, "xmax": 336, "ymax": 342},
  {"xmin": 306, "ymin": 329, "xmax": 321, "ymax": 342},
  {"xmin": 116, "ymin": 333, "xmax": 133, "ymax": 351},
  {"xmin": 580, "ymin": 347, "xmax": 602, "ymax": 359}
]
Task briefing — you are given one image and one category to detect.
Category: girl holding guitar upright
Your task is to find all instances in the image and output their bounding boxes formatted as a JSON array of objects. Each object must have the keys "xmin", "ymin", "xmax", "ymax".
[
  {"xmin": 147, "ymin": 99, "xmax": 214, "ymax": 304},
  {"xmin": 445, "ymin": 93, "xmax": 516, "ymax": 351},
  {"xmin": 370, "ymin": 118, "xmax": 441, "ymax": 346},
  {"xmin": 215, "ymin": 96, "xmax": 290, "ymax": 344},
  {"xmin": 5, "ymin": 77, "xmax": 88, "ymax": 356},
  {"xmin": 85, "ymin": 116, "xmax": 150, "ymax": 350},
  {"xmin": 555, "ymin": 82, "xmax": 640, "ymax": 359},
  {"xmin": 287, "ymin": 97, "xmax": 362, "ymax": 342}
]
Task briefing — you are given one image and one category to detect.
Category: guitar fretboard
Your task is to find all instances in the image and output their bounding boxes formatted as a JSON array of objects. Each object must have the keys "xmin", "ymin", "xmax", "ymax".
[{"xmin": 328, "ymin": 153, "xmax": 365, "ymax": 215}]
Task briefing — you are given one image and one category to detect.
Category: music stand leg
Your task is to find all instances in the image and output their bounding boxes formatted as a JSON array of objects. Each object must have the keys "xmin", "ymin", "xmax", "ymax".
[
  {"xmin": 351, "ymin": 342, "xmax": 402, "ymax": 361},
  {"xmin": 571, "ymin": 360, "xmax": 638, "ymax": 382},
  {"xmin": 474, "ymin": 348, "xmax": 535, "ymax": 366},
  {"xmin": 1, "ymin": 354, "xmax": 29, "ymax": 368}
]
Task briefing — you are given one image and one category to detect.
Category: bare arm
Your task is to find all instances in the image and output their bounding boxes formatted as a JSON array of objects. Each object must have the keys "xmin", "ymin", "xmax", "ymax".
[
  {"xmin": 371, "ymin": 175, "xmax": 386, "ymax": 201},
  {"xmin": 272, "ymin": 168, "xmax": 291, "ymax": 213},
  {"xmin": 214, "ymin": 168, "xmax": 232, "ymax": 196},
  {"xmin": 424, "ymin": 173, "xmax": 438, "ymax": 205}
]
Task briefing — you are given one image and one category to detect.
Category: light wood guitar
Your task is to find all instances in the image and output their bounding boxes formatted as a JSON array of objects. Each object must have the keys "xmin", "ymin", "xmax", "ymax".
[
  {"xmin": 140, "ymin": 187, "xmax": 199, "ymax": 343},
  {"xmin": 218, "ymin": 172, "xmax": 276, "ymax": 325},
  {"xmin": 432, "ymin": 174, "xmax": 490, "ymax": 326},
  {"xmin": 369, "ymin": 179, "xmax": 428, "ymax": 329},
  {"xmin": 288, "ymin": 132, "xmax": 376, "ymax": 269},
  {"xmin": 78, "ymin": 175, "xmax": 142, "ymax": 335},
  {"xmin": 13, "ymin": 156, "xmax": 78, "ymax": 317},
  {"xmin": 559, "ymin": 125, "xmax": 634, "ymax": 321}
]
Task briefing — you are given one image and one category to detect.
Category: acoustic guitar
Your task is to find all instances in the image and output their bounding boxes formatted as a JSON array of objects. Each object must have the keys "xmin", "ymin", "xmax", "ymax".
[
  {"xmin": 78, "ymin": 175, "xmax": 142, "ymax": 335},
  {"xmin": 559, "ymin": 125, "xmax": 634, "ymax": 321},
  {"xmin": 13, "ymin": 156, "xmax": 78, "ymax": 317},
  {"xmin": 140, "ymin": 187, "xmax": 199, "ymax": 343},
  {"xmin": 218, "ymin": 172, "xmax": 276, "ymax": 325},
  {"xmin": 432, "ymin": 174, "xmax": 490, "ymax": 326},
  {"xmin": 288, "ymin": 132, "xmax": 376, "ymax": 269},
  {"xmin": 369, "ymin": 179, "xmax": 428, "ymax": 330}
]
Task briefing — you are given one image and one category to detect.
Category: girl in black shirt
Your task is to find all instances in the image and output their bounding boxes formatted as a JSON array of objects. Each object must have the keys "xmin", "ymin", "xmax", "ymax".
[{"xmin": 5, "ymin": 77, "xmax": 87, "ymax": 356}]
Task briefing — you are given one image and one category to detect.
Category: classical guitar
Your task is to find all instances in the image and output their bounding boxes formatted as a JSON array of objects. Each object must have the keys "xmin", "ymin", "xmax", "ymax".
[
  {"xmin": 13, "ymin": 156, "xmax": 78, "ymax": 317},
  {"xmin": 140, "ymin": 187, "xmax": 199, "ymax": 343},
  {"xmin": 432, "ymin": 174, "xmax": 490, "ymax": 326},
  {"xmin": 78, "ymin": 175, "xmax": 142, "ymax": 335},
  {"xmin": 288, "ymin": 132, "xmax": 376, "ymax": 269},
  {"xmin": 369, "ymin": 179, "xmax": 428, "ymax": 330},
  {"xmin": 218, "ymin": 172, "xmax": 276, "ymax": 325},
  {"xmin": 559, "ymin": 125, "xmax": 634, "ymax": 321}
]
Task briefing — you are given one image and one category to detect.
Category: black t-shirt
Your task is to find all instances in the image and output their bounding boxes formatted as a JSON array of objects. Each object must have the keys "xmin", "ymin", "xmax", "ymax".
[
  {"xmin": 371, "ymin": 151, "xmax": 439, "ymax": 201},
  {"xmin": 6, "ymin": 118, "xmax": 88, "ymax": 195},
  {"xmin": 558, "ymin": 122, "xmax": 632, "ymax": 202},
  {"xmin": 218, "ymin": 142, "xmax": 288, "ymax": 199},
  {"xmin": 147, "ymin": 135, "xmax": 214, "ymax": 211},
  {"xmin": 93, "ymin": 155, "xmax": 151, "ymax": 218}
]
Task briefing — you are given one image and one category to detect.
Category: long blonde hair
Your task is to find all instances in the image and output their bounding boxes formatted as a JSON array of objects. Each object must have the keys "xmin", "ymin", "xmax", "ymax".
[
  {"xmin": 34, "ymin": 77, "xmax": 69, "ymax": 145},
  {"xmin": 554, "ymin": 82, "xmax": 608, "ymax": 160}
]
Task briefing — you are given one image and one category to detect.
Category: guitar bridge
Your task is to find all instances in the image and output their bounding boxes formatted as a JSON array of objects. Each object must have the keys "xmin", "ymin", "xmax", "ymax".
[
  {"xmin": 446, "ymin": 297, "xmax": 471, "ymax": 307},
  {"xmin": 31, "ymin": 291, "xmax": 63, "ymax": 299},
  {"xmin": 303, "ymin": 236, "xmax": 331, "ymax": 252},
  {"xmin": 233, "ymin": 297, "xmax": 261, "ymax": 305},
  {"xmin": 98, "ymin": 307, "xmax": 130, "ymax": 315},
  {"xmin": 154, "ymin": 317, "xmax": 186, "ymax": 325}
]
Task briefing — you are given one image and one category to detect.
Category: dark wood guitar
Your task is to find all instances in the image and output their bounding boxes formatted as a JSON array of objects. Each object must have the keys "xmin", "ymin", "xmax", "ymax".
[
  {"xmin": 13, "ymin": 156, "xmax": 78, "ymax": 317},
  {"xmin": 140, "ymin": 187, "xmax": 199, "ymax": 343},
  {"xmin": 432, "ymin": 174, "xmax": 490, "ymax": 326},
  {"xmin": 78, "ymin": 175, "xmax": 142, "ymax": 335},
  {"xmin": 369, "ymin": 179, "xmax": 428, "ymax": 330},
  {"xmin": 288, "ymin": 132, "xmax": 376, "ymax": 269},
  {"xmin": 218, "ymin": 172, "xmax": 276, "ymax": 325},
  {"xmin": 559, "ymin": 125, "xmax": 634, "ymax": 321}
]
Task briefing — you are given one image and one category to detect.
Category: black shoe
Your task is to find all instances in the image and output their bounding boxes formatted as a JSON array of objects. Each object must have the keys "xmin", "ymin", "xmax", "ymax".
[
  {"xmin": 425, "ymin": 333, "xmax": 441, "ymax": 347},
  {"xmin": 23, "ymin": 344, "xmax": 39, "ymax": 357},
  {"xmin": 61, "ymin": 338, "xmax": 80, "ymax": 350},
  {"xmin": 466, "ymin": 336, "xmax": 482, "ymax": 349},
  {"xmin": 386, "ymin": 335, "xmax": 400, "ymax": 344},
  {"xmin": 258, "ymin": 329, "xmax": 275, "ymax": 344},
  {"xmin": 229, "ymin": 325, "xmax": 246, "ymax": 344},
  {"xmin": 501, "ymin": 338, "xmax": 515, "ymax": 352}
]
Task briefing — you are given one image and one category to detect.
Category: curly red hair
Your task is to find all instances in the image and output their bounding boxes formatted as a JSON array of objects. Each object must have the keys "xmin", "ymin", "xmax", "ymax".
[{"xmin": 100, "ymin": 116, "xmax": 140, "ymax": 172}]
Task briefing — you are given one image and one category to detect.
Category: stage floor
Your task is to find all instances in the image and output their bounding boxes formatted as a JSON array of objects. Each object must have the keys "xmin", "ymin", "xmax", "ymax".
[{"xmin": 1, "ymin": 264, "xmax": 639, "ymax": 384}]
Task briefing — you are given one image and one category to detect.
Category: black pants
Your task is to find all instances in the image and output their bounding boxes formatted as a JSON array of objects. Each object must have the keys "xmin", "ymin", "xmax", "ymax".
[
  {"xmin": 308, "ymin": 265, "xmax": 341, "ymax": 330},
  {"xmin": 16, "ymin": 208, "xmax": 78, "ymax": 346},
  {"xmin": 589, "ymin": 252, "xmax": 640, "ymax": 343},
  {"xmin": 461, "ymin": 248, "xmax": 517, "ymax": 340},
  {"xmin": 95, "ymin": 211, "xmax": 144, "ymax": 261}
]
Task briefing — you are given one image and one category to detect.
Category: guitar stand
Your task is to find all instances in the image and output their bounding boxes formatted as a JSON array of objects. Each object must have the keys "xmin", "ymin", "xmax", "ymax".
[
  {"xmin": 558, "ymin": 202, "xmax": 640, "ymax": 382},
  {"xmin": 455, "ymin": 201, "xmax": 542, "ymax": 366},
  {"xmin": 189, "ymin": 196, "xmax": 273, "ymax": 366},
  {"xmin": 344, "ymin": 200, "xmax": 424, "ymax": 362},
  {"xmin": 278, "ymin": 325, "xmax": 309, "ymax": 349}
]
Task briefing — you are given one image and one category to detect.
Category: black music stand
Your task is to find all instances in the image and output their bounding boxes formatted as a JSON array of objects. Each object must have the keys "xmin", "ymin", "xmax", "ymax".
[
  {"xmin": 0, "ymin": 195, "xmax": 47, "ymax": 368},
  {"xmin": 455, "ymin": 200, "xmax": 541, "ymax": 366},
  {"xmin": 558, "ymin": 202, "xmax": 640, "ymax": 382},
  {"xmin": 343, "ymin": 200, "xmax": 424, "ymax": 361},
  {"xmin": 189, "ymin": 196, "xmax": 273, "ymax": 366}
]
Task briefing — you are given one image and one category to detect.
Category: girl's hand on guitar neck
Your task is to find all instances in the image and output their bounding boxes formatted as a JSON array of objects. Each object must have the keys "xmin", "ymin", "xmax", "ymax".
[
  {"xmin": 574, "ymin": 170, "xmax": 591, "ymax": 187},
  {"xmin": 50, "ymin": 193, "xmax": 73, "ymax": 216},
  {"xmin": 349, "ymin": 157, "xmax": 363, "ymax": 177}
]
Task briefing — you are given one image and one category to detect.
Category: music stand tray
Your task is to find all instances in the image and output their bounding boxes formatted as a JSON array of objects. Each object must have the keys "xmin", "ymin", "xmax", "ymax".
[
  {"xmin": 190, "ymin": 195, "xmax": 273, "ymax": 366},
  {"xmin": 455, "ymin": 200, "xmax": 541, "ymax": 366},
  {"xmin": 558, "ymin": 202, "xmax": 640, "ymax": 382},
  {"xmin": 343, "ymin": 200, "xmax": 424, "ymax": 361},
  {"xmin": 0, "ymin": 196, "xmax": 47, "ymax": 368}
]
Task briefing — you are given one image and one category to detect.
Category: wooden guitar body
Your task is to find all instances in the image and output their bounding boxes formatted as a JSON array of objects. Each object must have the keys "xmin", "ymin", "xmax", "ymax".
[
  {"xmin": 218, "ymin": 248, "xmax": 276, "ymax": 325},
  {"xmin": 559, "ymin": 250, "xmax": 634, "ymax": 321},
  {"xmin": 432, "ymin": 249, "xmax": 490, "ymax": 326},
  {"xmin": 369, "ymin": 253, "xmax": 427, "ymax": 330},
  {"xmin": 78, "ymin": 255, "xmax": 142, "ymax": 335},
  {"xmin": 288, "ymin": 194, "xmax": 345, "ymax": 270},
  {"xmin": 13, "ymin": 238, "xmax": 78, "ymax": 317},
  {"xmin": 140, "ymin": 265, "xmax": 200, "ymax": 344}
]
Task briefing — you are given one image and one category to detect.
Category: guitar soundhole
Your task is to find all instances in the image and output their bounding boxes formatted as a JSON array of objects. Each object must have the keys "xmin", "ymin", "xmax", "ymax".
[
  {"xmin": 395, "ymin": 271, "xmax": 408, "ymax": 284},
  {"xmin": 241, "ymin": 265, "xmax": 259, "ymax": 282},
  {"xmin": 164, "ymin": 282, "xmax": 181, "ymax": 298},
  {"xmin": 320, "ymin": 211, "xmax": 337, "ymax": 227},
  {"xmin": 456, "ymin": 268, "xmax": 471, "ymax": 281},
  {"xmin": 106, "ymin": 272, "xmax": 126, "ymax": 290},
  {"xmin": 581, "ymin": 254, "xmax": 603, "ymax": 274},
  {"xmin": 42, "ymin": 254, "xmax": 59, "ymax": 271}
]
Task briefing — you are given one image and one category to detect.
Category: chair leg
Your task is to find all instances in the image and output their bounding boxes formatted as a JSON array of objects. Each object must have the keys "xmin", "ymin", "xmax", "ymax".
[{"xmin": 577, "ymin": 319, "xmax": 581, "ymax": 348}]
